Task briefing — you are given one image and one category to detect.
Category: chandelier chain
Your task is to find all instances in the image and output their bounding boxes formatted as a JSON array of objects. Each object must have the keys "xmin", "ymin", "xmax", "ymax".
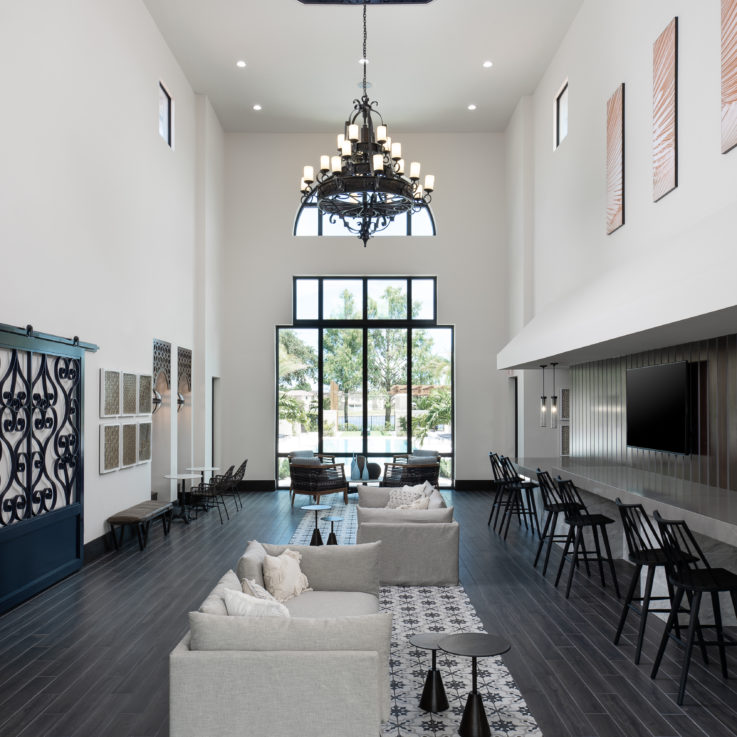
[{"xmin": 362, "ymin": 0, "xmax": 368, "ymax": 98}]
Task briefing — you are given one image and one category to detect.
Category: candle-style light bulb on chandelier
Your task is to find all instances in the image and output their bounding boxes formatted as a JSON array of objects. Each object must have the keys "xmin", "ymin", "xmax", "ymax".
[{"xmin": 299, "ymin": 0, "xmax": 435, "ymax": 247}]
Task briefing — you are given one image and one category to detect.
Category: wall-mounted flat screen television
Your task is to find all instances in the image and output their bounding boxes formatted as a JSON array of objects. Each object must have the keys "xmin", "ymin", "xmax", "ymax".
[{"xmin": 626, "ymin": 362, "xmax": 690, "ymax": 454}]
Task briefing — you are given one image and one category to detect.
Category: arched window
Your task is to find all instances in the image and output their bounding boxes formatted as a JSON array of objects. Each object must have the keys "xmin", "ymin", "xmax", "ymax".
[{"xmin": 293, "ymin": 197, "xmax": 436, "ymax": 237}]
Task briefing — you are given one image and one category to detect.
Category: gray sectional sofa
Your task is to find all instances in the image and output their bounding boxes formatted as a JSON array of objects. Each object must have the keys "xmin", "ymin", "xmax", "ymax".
[
  {"xmin": 356, "ymin": 485, "xmax": 460, "ymax": 585},
  {"xmin": 170, "ymin": 540, "xmax": 391, "ymax": 737}
]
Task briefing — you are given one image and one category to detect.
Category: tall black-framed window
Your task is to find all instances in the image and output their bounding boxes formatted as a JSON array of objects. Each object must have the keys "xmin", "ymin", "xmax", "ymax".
[{"xmin": 276, "ymin": 276, "xmax": 453, "ymax": 486}]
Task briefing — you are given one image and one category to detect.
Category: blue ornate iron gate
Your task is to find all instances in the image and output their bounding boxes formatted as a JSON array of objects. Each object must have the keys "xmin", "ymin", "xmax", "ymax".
[{"xmin": 0, "ymin": 325, "xmax": 97, "ymax": 614}]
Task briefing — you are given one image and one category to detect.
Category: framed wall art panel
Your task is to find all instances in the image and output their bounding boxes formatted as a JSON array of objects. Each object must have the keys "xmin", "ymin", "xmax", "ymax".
[
  {"xmin": 121, "ymin": 422, "xmax": 137, "ymax": 468},
  {"xmin": 606, "ymin": 83, "xmax": 625, "ymax": 234},
  {"xmin": 100, "ymin": 423, "xmax": 120, "ymax": 474},
  {"xmin": 653, "ymin": 17, "xmax": 678, "ymax": 201},
  {"xmin": 100, "ymin": 369, "xmax": 120, "ymax": 418},
  {"xmin": 121, "ymin": 372, "xmax": 138, "ymax": 415},
  {"xmin": 138, "ymin": 374, "xmax": 153, "ymax": 414},
  {"xmin": 723, "ymin": 0, "xmax": 737, "ymax": 153},
  {"xmin": 138, "ymin": 421, "xmax": 152, "ymax": 463}
]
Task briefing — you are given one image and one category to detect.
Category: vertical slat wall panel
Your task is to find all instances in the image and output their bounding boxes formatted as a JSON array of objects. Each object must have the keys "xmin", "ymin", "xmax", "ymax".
[{"xmin": 569, "ymin": 332, "xmax": 737, "ymax": 493}]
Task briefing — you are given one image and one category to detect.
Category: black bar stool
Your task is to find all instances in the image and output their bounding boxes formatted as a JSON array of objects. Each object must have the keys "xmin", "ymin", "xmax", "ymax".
[
  {"xmin": 496, "ymin": 456, "xmax": 540, "ymax": 541},
  {"xmin": 487, "ymin": 452, "xmax": 512, "ymax": 530},
  {"xmin": 613, "ymin": 499, "xmax": 676, "ymax": 664},
  {"xmin": 554, "ymin": 479, "xmax": 620, "ymax": 599},
  {"xmin": 650, "ymin": 511, "xmax": 737, "ymax": 705},
  {"xmin": 534, "ymin": 470, "xmax": 584, "ymax": 576}
]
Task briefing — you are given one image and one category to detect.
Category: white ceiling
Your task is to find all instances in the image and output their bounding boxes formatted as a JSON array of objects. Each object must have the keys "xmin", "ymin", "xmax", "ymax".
[{"xmin": 143, "ymin": 0, "xmax": 583, "ymax": 134}]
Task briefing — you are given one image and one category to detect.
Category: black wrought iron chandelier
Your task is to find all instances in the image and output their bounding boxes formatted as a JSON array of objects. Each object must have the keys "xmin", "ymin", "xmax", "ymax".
[{"xmin": 299, "ymin": 0, "xmax": 435, "ymax": 246}]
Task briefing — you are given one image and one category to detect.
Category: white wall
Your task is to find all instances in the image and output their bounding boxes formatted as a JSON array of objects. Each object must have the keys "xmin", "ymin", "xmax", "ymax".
[
  {"xmin": 220, "ymin": 131, "xmax": 514, "ymax": 481},
  {"xmin": 0, "ymin": 0, "xmax": 221, "ymax": 541},
  {"xmin": 503, "ymin": 0, "xmax": 737, "ymax": 453}
]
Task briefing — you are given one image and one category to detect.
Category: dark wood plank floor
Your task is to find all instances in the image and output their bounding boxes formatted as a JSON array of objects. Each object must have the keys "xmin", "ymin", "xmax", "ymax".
[{"xmin": 1, "ymin": 489, "xmax": 736, "ymax": 737}]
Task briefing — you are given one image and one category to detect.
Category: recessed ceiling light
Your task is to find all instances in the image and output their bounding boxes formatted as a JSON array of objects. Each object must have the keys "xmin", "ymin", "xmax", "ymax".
[
  {"xmin": 236, "ymin": 60, "xmax": 247, "ymax": 68},
  {"xmin": 253, "ymin": 104, "xmax": 262, "ymax": 111},
  {"xmin": 467, "ymin": 104, "xmax": 477, "ymax": 111},
  {"xmin": 483, "ymin": 60, "xmax": 493, "ymax": 68},
  {"xmin": 359, "ymin": 58, "xmax": 369, "ymax": 64}
]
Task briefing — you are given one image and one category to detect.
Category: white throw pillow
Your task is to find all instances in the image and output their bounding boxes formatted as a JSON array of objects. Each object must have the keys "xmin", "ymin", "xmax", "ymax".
[
  {"xmin": 242, "ymin": 577, "xmax": 278, "ymax": 601},
  {"xmin": 427, "ymin": 489, "xmax": 447, "ymax": 509},
  {"xmin": 262, "ymin": 549, "xmax": 312, "ymax": 602},
  {"xmin": 397, "ymin": 495, "xmax": 430, "ymax": 510},
  {"xmin": 223, "ymin": 587, "xmax": 290, "ymax": 618},
  {"xmin": 420, "ymin": 481, "xmax": 436, "ymax": 497},
  {"xmin": 386, "ymin": 486, "xmax": 424, "ymax": 509}
]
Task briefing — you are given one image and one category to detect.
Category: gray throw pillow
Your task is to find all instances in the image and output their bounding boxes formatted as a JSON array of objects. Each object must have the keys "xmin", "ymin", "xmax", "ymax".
[
  {"xmin": 198, "ymin": 569, "xmax": 242, "ymax": 616},
  {"xmin": 236, "ymin": 540, "xmax": 268, "ymax": 588},
  {"xmin": 427, "ymin": 490, "xmax": 447, "ymax": 509}
]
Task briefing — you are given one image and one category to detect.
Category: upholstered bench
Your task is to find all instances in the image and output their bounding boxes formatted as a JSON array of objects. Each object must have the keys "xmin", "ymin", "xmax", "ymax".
[{"xmin": 107, "ymin": 500, "xmax": 173, "ymax": 551}]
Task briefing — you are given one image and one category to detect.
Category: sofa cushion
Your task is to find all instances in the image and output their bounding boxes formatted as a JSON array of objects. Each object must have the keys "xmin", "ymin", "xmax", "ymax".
[
  {"xmin": 263, "ymin": 549, "xmax": 311, "ymax": 602},
  {"xmin": 411, "ymin": 449, "xmax": 440, "ymax": 457},
  {"xmin": 357, "ymin": 506, "xmax": 454, "ymax": 524},
  {"xmin": 291, "ymin": 456, "xmax": 321, "ymax": 466},
  {"xmin": 242, "ymin": 577, "xmax": 277, "ymax": 601},
  {"xmin": 397, "ymin": 495, "xmax": 430, "ymax": 510},
  {"xmin": 285, "ymin": 590, "xmax": 379, "ymax": 618},
  {"xmin": 261, "ymin": 542, "xmax": 380, "ymax": 596},
  {"xmin": 289, "ymin": 450, "xmax": 316, "ymax": 458},
  {"xmin": 386, "ymin": 486, "xmax": 423, "ymax": 508},
  {"xmin": 427, "ymin": 489, "xmax": 447, "ymax": 509},
  {"xmin": 188, "ymin": 610, "xmax": 392, "ymax": 720},
  {"xmin": 198, "ymin": 569, "xmax": 242, "ymax": 616},
  {"xmin": 223, "ymin": 588, "xmax": 290, "ymax": 618},
  {"xmin": 236, "ymin": 540, "xmax": 268, "ymax": 588}
]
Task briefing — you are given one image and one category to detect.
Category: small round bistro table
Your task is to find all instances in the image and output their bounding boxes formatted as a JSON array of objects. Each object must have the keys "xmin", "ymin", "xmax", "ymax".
[
  {"xmin": 408, "ymin": 632, "xmax": 450, "ymax": 713},
  {"xmin": 439, "ymin": 633, "xmax": 511, "ymax": 737},
  {"xmin": 301, "ymin": 504, "xmax": 331, "ymax": 546},
  {"xmin": 185, "ymin": 465, "xmax": 219, "ymax": 484},
  {"xmin": 322, "ymin": 515, "xmax": 344, "ymax": 545},
  {"xmin": 163, "ymin": 473, "xmax": 201, "ymax": 524}
]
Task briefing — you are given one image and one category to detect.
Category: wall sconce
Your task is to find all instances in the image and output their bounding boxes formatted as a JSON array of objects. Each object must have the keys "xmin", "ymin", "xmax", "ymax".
[
  {"xmin": 539, "ymin": 364, "xmax": 547, "ymax": 428},
  {"xmin": 177, "ymin": 392, "xmax": 185, "ymax": 412},
  {"xmin": 152, "ymin": 389, "xmax": 162, "ymax": 414},
  {"xmin": 550, "ymin": 362, "xmax": 558, "ymax": 429}
]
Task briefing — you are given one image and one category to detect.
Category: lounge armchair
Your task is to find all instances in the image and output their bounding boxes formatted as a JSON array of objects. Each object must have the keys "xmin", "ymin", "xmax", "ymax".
[
  {"xmin": 381, "ymin": 461, "xmax": 440, "ymax": 488},
  {"xmin": 289, "ymin": 460, "xmax": 348, "ymax": 506}
]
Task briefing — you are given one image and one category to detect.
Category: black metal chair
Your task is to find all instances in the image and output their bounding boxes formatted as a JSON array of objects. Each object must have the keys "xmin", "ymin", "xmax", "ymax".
[
  {"xmin": 554, "ymin": 478, "xmax": 620, "ymax": 599},
  {"xmin": 495, "ymin": 456, "xmax": 540, "ymax": 540},
  {"xmin": 221, "ymin": 458, "xmax": 248, "ymax": 511},
  {"xmin": 534, "ymin": 470, "xmax": 583, "ymax": 575},
  {"xmin": 613, "ymin": 499, "xmax": 676, "ymax": 664},
  {"xmin": 650, "ymin": 511, "xmax": 737, "ymax": 705},
  {"xmin": 190, "ymin": 465, "xmax": 234, "ymax": 524}
]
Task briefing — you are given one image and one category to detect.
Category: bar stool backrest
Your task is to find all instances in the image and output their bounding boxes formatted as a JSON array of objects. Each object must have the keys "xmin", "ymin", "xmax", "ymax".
[
  {"xmin": 616, "ymin": 498, "xmax": 662, "ymax": 558},
  {"xmin": 556, "ymin": 478, "xmax": 588, "ymax": 517},
  {"xmin": 500, "ymin": 456, "xmax": 521, "ymax": 482},
  {"xmin": 489, "ymin": 453, "xmax": 505, "ymax": 483},
  {"xmin": 537, "ymin": 469, "xmax": 563, "ymax": 507},
  {"xmin": 652, "ymin": 511, "xmax": 710, "ymax": 578}
]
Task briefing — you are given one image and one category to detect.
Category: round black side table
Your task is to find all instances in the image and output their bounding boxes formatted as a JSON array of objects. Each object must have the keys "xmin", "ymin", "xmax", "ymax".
[
  {"xmin": 322, "ymin": 515, "xmax": 344, "ymax": 545},
  {"xmin": 301, "ymin": 504, "xmax": 331, "ymax": 545},
  {"xmin": 408, "ymin": 632, "xmax": 450, "ymax": 713},
  {"xmin": 439, "ymin": 633, "xmax": 511, "ymax": 737}
]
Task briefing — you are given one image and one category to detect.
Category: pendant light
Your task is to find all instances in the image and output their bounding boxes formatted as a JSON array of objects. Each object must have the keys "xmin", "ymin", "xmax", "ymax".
[
  {"xmin": 539, "ymin": 364, "xmax": 547, "ymax": 428},
  {"xmin": 550, "ymin": 362, "xmax": 558, "ymax": 430}
]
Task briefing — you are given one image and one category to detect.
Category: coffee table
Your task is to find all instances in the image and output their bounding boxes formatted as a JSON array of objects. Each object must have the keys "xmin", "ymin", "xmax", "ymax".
[
  {"xmin": 439, "ymin": 632, "xmax": 511, "ymax": 737},
  {"xmin": 409, "ymin": 632, "xmax": 449, "ymax": 713},
  {"xmin": 301, "ymin": 504, "xmax": 331, "ymax": 545},
  {"xmin": 322, "ymin": 515, "xmax": 343, "ymax": 545}
]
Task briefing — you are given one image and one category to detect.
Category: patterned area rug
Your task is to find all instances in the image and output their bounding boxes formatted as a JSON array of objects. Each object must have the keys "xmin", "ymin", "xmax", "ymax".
[{"xmin": 290, "ymin": 499, "xmax": 542, "ymax": 737}]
